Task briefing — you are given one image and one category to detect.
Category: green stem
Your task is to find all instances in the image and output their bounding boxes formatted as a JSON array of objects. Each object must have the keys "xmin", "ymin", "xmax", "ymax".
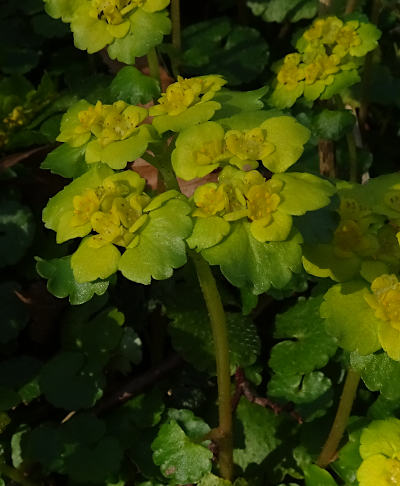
[
  {"xmin": 316, "ymin": 368, "xmax": 361, "ymax": 468},
  {"xmin": 192, "ymin": 253, "xmax": 233, "ymax": 481},
  {"xmin": 170, "ymin": 0, "xmax": 181, "ymax": 77},
  {"xmin": 147, "ymin": 48, "xmax": 160, "ymax": 84},
  {"xmin": 346, "ymin": 131, "xmax": 358, "ymax": 182},
  {"xmin": 345, "ymin": 0, "xmax": 358, "ymax": 14},
  {"xmin": 0, "ymin": 462, "xmax": 39, "ymax": 486}
]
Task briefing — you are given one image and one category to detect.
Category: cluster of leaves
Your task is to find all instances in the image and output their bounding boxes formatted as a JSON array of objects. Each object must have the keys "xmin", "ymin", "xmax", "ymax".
[{"xmin": 2, "ymin": 1, "xmax": 400, "ymax": 486}]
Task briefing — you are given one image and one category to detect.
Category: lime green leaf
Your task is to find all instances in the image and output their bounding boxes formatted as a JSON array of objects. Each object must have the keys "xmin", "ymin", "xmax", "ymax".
[
  {"xmin": 303, "ymin": 465, "xmax": 338, "ymax": 486},
  {"xmin": 71, "ymin": 238, "xmax": 121, "ymax": 283},
  {"xmin": 320, "ymin": 281, "xmax": 381, "ymax": 355},
  {"xmin": 350, "ymin": 351, "xmax": 400, "ymax": 401},
  {"xmin": 36, "ymin": 256, "xmax": 110, "ymax": 305},
  {"xmin": 351, "ymin": 22, "xmax": 381, "ymax": 57},
  {"xmin": 152, "ymin": 419, "xmax": 212, "ymax": 484},
  {"xmin": 213, "ymin": 87, "xmax": 267, "ymax": 120},
  {"xmin": 276, "ymin": 172, "xmax": 335, "ymax": 215},
  {"xmin": 233, "ymin": 398, "xmax": 280, "ymax": 470},
  {"xmin": 172, "ymin": 122, "xmax": 226, "ymax": 180},
  {"xmin": 312, "ymin": 109, "xmax": 355, "ymax": 141},
  {"xmin": 168, "ymin": 310, "xmax": 260, "ymax": 374},
  {"xmin": 0, "ymin": 199, "xmax": 34, "ymax": 267},
  {"xmin": 40, "ymin": 143, "xmax": 88, "ymax": 179},
  {"xmin": 202, "ymin": 223, "xmax": 303, "ymax": 295},
  {"xmin": 118, "ymin": 199, "xmax": 192, "ymax": 284},
  {"xmin": 110, "ymin": 66, "xmax": 160, "ymax": 105},
  {"xmin": 152, "ymin": 100, "xmax": 221, "ymax": 134},
  {"xmin": 199, "ymin": 474, "xmax": 231, "ymax": 486},
  {"xmin": 70, "ymin": 5, "xmax": 113, "ymax": 54},
  {"xmin": 320, "ymin": 70, "xmax": 361, "ymax": 100},
  {"xmin": 43, "ymin": 0, "xmax": 80, "ymax": 21},
  {"xmin": 269, "ymin": 296, "xmax": 337, "ymax": 375},
  {"xmin": 187, "ymin": 216, "xmax": 231, "ymax": 251},
  {"xmin": 183, "ymin": 18, "xmax": 269, "ymax": 86},
  {"xmin": 360, "ymin": 418, "xmax": 400, "ymax": 460},
  {"xmin": 107, "ymin": 9, "xmax": 171, "ymax": 64},
  {"xmin": 357, "ymin": 453, "xmax": 400, "ymax": 486},
  {"xmin": 260, "ymin": 117, "xmax": 310, "ymax": 172},
  {"xmin": 0, "ymin": 282, "xmax": 29, "ymax": 344},
  {"xmin": 39, "ymin": 351, "xmax": 103, "ymax": 410}
]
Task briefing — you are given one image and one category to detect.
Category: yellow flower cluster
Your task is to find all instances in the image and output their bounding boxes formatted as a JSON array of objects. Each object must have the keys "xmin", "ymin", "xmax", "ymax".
[
  {"xmin": 60, "ymin": 100, "xmax": 148, "ymax": 148},
  {"xmin": 150, "ymin": 75, "xmax": 226, "ymax": 117},
  {"xmin": 90, "ymin": 0, "xmax": 138, "ymax": 26},
  {"xmin": 270, "ymin": 16, "xmax": 380, "ymax": 107},
  {"xmin": 71, "ymin": 171, "xmax": 150, "ymax": 249},
  {"xmin": 193, "ymin": 169, "xmax": 280, "ymax": 222}
]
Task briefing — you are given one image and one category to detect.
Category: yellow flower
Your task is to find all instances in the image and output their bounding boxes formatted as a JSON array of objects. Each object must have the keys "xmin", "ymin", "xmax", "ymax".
[
  {"xmin": 225, "ymin": 128, "xmax": 275, "ymax": 162},
  {"xmin": 365, "ymin": 274, "xmax": 400, "ymax": 360},
  {"xmin": 150, "ymin": 75, "xmax": 226, "ymax": 117}
]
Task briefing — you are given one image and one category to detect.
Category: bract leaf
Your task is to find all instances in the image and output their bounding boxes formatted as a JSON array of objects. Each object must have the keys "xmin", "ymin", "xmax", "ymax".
[
  {"xmin": 118, "ymin": 199, "xmax": 192, "ymax": 284},
  {"xmin": 40, "ymin": 141, "xmax": 88, "ymax": 179},
  {"xmin": 260, "ymin": 117, "xmax": 310, "ymax": 172},
  {"xmin": 276, "ymin": 172, "xmax": 335, "ymax": 215},
  {"xmin": 107, "ymin": 9, "xmax": 171, "ymax": 64},
  {"xmin": 151, "ymin": 419, "xmax": 212, "ymax": 485},
  {"xmin": 71, "ymin": 238, "xmax": 120, "ymax": 283},
  {"xmin": 269, "ymin": 296, "xmax": 337, "ymax": 375},
  {"xmin": 36, "ymin": 255, "xmax": 110, "ymax": 305},
  {"xmin": 201, "ymin": 223, "xmax": 303, "ymax": 295},
  {"xmin": 320, "ymin": 281, "xmax": 381, "ymax": 355}
]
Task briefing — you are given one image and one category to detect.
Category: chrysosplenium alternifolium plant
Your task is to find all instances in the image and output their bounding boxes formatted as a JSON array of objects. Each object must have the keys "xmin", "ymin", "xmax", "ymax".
[
  {"xmin": 43, "ymin": 0, "xmax": 171, "ymax": 62},
  {"xmin": 35, "ymin": 6, "xmax": 400, "ymax": 485},
  {"xmin": 269, "ymin": 15, "xmax": 381, "ymax": 108}
]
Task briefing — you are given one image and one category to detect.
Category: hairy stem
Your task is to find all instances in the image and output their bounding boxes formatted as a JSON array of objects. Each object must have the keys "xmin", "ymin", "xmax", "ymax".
[
  {"xmin": 0, "ymin": 462, "xmax": 38, "ymax": 486},
  {"xmin": 192, "ymin": 253, "xmax": 233, "ymax": 481},
  {"xmin": 317, "ymin": 368, "xmax": 361, "ymax": 468},
  {"xmin": 147, "ymin": 48, "xmax": 160, "ymax": 83}
]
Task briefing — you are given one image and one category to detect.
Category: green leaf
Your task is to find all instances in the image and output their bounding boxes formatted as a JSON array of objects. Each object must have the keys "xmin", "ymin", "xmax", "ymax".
[
  {"xmin": 0, "ymin": 198, "xmax": 35, "ymax": 267},
  {"xmin": 247, "ymin": 0, "xmax": 317, "ymax": 23},
  {"xmin": 39, "ymin": 351, "xmax": 103, "ymax": 410},
  {"xmin": 320, "ymin": 281, "xmax": 381, "ymax": 355},
  {"xmin": 36, "ymin": 256, "xmax": 110, "ymax": 305},
  {"xmin": 268, "ymin": 371, "xmax": 331, "ymax": 405},
  {"xmin": 199, "ymin": 474, "xmax": 231, "ymax": 486},
  {"xmin": 152, "ymin": 419, "xmax": 212, "ymax": 484},
  {"xmin": 167, "ymin": 409, "xmax": 211, "ymax": 439},
  {"xmin": 331, "ymin": 421, "xmax": 363, "ymax": 485},
  {"xmin": 107, "ymin": 9, "xmax": 171, "ymax": 63},
  {"xmin": 0, "ymin": 282, "xmax": 29, "ymax": 344},
  {"xmin": 110, "ymin": 327, "xmax": 142, "ymax": 374},
  {"xmin": 168, "ymin": 310, "xmax": 260, "ymax": 374},
  {"xmin": 183, "ymin": 17, "xmax": 269, "ymax": 86},
  {"xmin": 350, "ymin": 351, "xmax": 400, "ymax": 401},
  {"xmin": 312, "ymin": 109, "xmax": 355, "ymax": 141},
  {"xmin": 202, "ymin": 223, "xmax": 303, "ymax": 295},
  {"xmin": 110, "ymin": 66, "xmax": 160, "ymax": 105},
  {"xmin": 71, "ymin": 239, "xmax": 120, "ymax": 283},
  {"xmin": 212, "ymin": 87, "xmax": 267, "ymax": 120},
  {"xmin": 40, "ymin": 143, "xmax": 89, "ymax": 179},
  {"xmin": 233, "ymin": 398, "xmax": 280, "ymax": 470},
  {"xmin": 118, "ymin": 199, "xmax": 192, "ymax": 284},
  {"xmin": 269, "ymin": 296, "xmax": 337, "ymax": 375},
  {"xmin": 303, "ymin": 464, "xmax": 338, "ymax": 486},
  {"xmin": 31, "ymin": 13, "xmax": 70, "ymax": 38}
]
